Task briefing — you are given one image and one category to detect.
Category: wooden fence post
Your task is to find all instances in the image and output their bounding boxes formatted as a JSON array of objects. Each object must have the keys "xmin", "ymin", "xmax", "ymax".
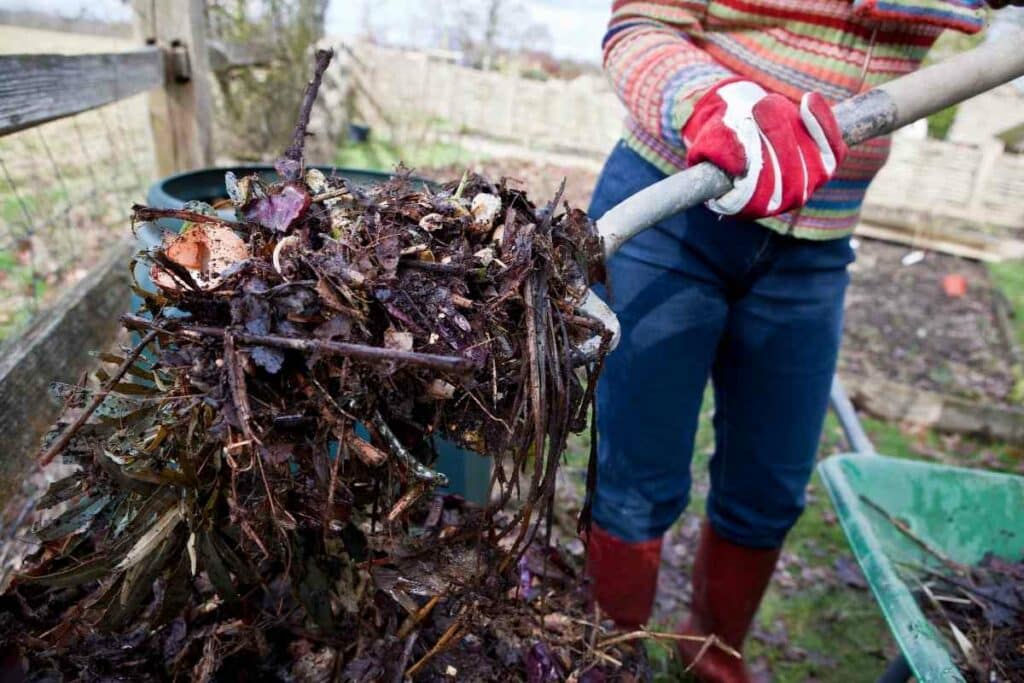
[{"xmin": 133, "ymin": 0, "xmax": 214, "ymax": 175}]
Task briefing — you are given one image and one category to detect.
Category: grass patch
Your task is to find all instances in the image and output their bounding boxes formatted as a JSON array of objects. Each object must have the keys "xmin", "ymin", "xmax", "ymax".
[
  {"xmin": 989, "ymin": 260, "xmax": 1024, "ymax": 346},
  {"xmin": 333, "ymin": 139, "xmax": 478, "ymax": 173},
  {"xmin": 926, "ymin": 105, "xmax": 958, "ymax": 141}
]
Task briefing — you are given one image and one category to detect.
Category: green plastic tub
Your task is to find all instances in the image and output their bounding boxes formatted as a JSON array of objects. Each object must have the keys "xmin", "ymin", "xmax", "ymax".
[
  {"xmin": 140, "ymin": 165, "xmax": 490, "ymax": 504},
  {"xmin": 818, "ymin": 453, "xmax": 1024, "ymax": 682}
]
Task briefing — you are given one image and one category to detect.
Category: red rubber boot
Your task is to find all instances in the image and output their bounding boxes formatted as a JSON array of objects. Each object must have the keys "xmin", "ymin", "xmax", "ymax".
[
  {"xmin": 677, "ymin": 521, "xmax": 781, "ymax": 682},
  {"xmin": 584, "ymin": 524, "xmax": 662, "ymax": 629}
]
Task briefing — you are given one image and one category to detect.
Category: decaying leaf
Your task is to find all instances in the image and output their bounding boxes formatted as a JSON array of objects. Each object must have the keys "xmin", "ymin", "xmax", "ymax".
[
  {"xmin": 1, "ymin": 48, "xmax": 634, "ymax": 683},
  {"xmin": 243, "ymin": 182, "xmax": 311, "ymax": 232}
]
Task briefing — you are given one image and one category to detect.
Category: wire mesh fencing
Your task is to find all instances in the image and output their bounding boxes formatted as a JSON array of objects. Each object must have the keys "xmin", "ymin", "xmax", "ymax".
[{"xmin": 0, "ymin": 96, "xmax": 154, "ymax": 341}]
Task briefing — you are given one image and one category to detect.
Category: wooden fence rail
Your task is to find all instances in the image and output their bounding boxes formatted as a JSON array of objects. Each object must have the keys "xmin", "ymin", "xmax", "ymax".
[{"xmin": 0, "ymin": 48, "xmax": 164, "ymax": 136}]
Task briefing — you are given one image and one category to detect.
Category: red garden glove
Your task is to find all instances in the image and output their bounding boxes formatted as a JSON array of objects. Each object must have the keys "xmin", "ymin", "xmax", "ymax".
[{"xmin": 682, "ymin": 79, "xmax": 847, "ymax": 219}]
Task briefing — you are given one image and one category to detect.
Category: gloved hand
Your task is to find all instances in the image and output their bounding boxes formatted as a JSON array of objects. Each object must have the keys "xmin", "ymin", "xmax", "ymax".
[{"xmin": 682, "ymin": 79, "xmax": 847, "ymax": 219}]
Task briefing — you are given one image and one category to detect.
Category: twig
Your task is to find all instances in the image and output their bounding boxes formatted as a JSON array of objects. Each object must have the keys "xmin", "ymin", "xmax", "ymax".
[
  {"xmin": 683, "ymin": 635, "xmax": 728, "ymax": 674},
  {"xmin": 398, "ymin": 260, "xmax": 466, "ymax": 275},
  {"xmin": 596, "ymin": 630, "xmax": 741, "ymax": 659},
  {"xmin": 859, "ymin": 495, "xmax": 964, "ymax": 574},
  {"xmin": 392, "ymin": 632, "xmax": 419, "ymax": 683},
  {"xmin": 37, "ymin": 330, "xmax": 158, "ymax": 467},
  {"xmin": 121, "ymin": 314, "xmax": 478, "ymax": 373},
  {"xmin": 225, "ymin": 333, "xmax": 277, "ymax": 521},
  {"xmin": 405, "ymin": 612, "xmax": 465, "ymax": 678},
  {"xmin": 913, "ymin": 564, "xmax": 1021, "ymax": 611},
  {"xmin": 498, "ymin": 275, "xmax": 547, "ymax": 570},
  {"xmin": 277, "ymin": 48, "xmax": 334, "ymax": 182},
  {"xmin": 132, "ymin": 204, "xmax": 247, "ymax": 231},
  {"xmin": 387, "ymin": 483, "xmax": 428, "ymax": 522},
  {"xmin": 372, "ymin": 412, "xmax": 449, "ymax": 487},
  {"xmin": 311, "ymin": 187, "xmax": 353, "ymax": 203},
  {"xmin": 224, "ymin": 332, "xmax": 259, "ymax": 446},
  {"xmin": 397, "ymin": 595, "xmax": 441, "ymax": 639},
  {"xmin": 320, "ymin": 376, "xmax": 346, "ymax": 529}
]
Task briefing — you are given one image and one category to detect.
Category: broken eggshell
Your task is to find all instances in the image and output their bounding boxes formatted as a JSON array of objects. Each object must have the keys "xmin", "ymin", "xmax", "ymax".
[
  {"xmin": 305, "ymin": 168, "xmax": 329, "ymax": 195},
  {"xmin": 225, "ymin": 171, "xmax": 266, "ymax": 207},
  {"xmin": 151, "ymin": 223, "xmax": 249, "ymax": 291},
  {"xmin": 470, "ymin": 193, "xmax": 501, "ymax": 230},
  {"xmin": 272, "ymin": 235, "xmax": 303, "ymax": 280}
]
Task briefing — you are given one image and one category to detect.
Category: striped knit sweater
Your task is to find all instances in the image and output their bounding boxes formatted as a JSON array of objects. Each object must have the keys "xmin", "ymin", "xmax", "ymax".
[{"xmin": 603, "ymin": 0, "xmax": 989, "ymax": 239}]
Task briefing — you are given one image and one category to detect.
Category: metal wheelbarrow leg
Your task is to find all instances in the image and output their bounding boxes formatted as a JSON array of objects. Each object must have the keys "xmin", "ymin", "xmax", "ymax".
[{"xmin": 829, "ymin": 378, "xmax": 910, "ymax": 683}]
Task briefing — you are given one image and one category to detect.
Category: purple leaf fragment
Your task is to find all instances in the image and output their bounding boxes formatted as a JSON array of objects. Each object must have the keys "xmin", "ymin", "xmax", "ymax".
[
  {"xmin": 525, "ymin": 642, "xmax": 562, "ymax": 683},
  {"xmin": 518, "ymin": 555, "xmax": 536, "ymax": 601},
  {"xmin": 243, "ymin": 182, "xmax": 311, "ymax": 233},
  {"xmin": 251, "ymin": 346, "xmax": 285, "ymax": 374}
]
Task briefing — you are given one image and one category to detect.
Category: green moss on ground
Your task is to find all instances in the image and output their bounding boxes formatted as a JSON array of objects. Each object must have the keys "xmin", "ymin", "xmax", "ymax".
[{"xmin": 989, "ymin": 261, "xmax": 1024, "ymax": 348}]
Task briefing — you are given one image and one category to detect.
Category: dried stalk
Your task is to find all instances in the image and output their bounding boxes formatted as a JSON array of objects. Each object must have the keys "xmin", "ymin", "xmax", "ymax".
[
  {"xmin": 397, "ymin": 595, "xmax": 441, "ymax": 639},
  {"xmin": 387, "ymin": 483, "xmax": 427, "ymax": 522},
  {"xmin": 121, "ymin": 314, "xmax": 477, "ymax": 373},
  {"xmin": 132, "ymin": 205, "xmax": 248, "ymax": 231},
  {"xmin": 224, "ymin": 331, "xmax": 258, "ymax": 445},
  {"xmin": 597, "ymin": 630, "xmax": 740, "ymax": 659},
  {"xmin": 277, "ymin": 48, "xmax": 334, "ymax": 181},
  {"xmin": 405, "ymin": 612, "xmax": 466, "ymax": 678}
]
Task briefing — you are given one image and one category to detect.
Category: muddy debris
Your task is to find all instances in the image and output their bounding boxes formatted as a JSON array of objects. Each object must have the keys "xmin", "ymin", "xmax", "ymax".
[
  {"xmin": 0, "ymin": 50, "xmax": 689, "ymax": 682},
  {"xmin": 912, "ymin": 552, "xmax": 1024, "ymax": 682}
]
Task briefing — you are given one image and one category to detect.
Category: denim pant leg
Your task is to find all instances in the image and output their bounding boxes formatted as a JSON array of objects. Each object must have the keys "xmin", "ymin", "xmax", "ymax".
[
  {"xmin": 706, "ymin": 237, "xmax": 854, "ymax": 549},
  {"xmin": 589, "ymin": 143, "xmax": 729, "ymax": 543},
  {"xmin": 594, "ymin": 254, "xmax": 728, "ymax": 542}
]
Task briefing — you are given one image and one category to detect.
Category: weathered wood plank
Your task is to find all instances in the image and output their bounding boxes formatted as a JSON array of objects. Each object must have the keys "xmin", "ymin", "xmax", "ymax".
[
  {"xmin": 854, "ymin": 223, "xmax": 1019, "ymax": 263},
  {"xmin": 0, "ymin": 240, "xmax": 135, "ymax": 498},
  {"xmin": 841, "ymin": 372, "xmax": 1024, "ymax": 446},
  {"xmin": 0, "ymin": 49, "xmax": 163, "ymax": 136}
]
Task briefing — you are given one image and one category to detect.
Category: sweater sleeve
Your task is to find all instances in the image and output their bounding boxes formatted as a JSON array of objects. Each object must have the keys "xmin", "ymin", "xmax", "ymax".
[{"xmin": 603, "ymin": 0, "xmax": 736, "ymax": 149}]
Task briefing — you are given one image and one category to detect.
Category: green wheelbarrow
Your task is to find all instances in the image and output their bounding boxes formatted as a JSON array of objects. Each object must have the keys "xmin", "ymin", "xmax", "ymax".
[{"xmin": 821, "ymin": 379, "xmax": 1024, "ymax": 682}]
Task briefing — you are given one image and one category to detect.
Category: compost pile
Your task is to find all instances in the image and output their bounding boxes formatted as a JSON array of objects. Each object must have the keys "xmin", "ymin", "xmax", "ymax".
[
  {"xmin": 913, "ymin": 553, "xmax": 1024, "ymax": 682},
  {"xmin": 0, "ymin": 50, "xmax": 653, "ymax": 682}
]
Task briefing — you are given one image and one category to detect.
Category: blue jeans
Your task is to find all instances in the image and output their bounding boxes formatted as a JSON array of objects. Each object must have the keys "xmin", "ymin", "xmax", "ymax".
[{"xmin": 590, "ymin": 142, "xmax": 854, "ymax": 549}]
